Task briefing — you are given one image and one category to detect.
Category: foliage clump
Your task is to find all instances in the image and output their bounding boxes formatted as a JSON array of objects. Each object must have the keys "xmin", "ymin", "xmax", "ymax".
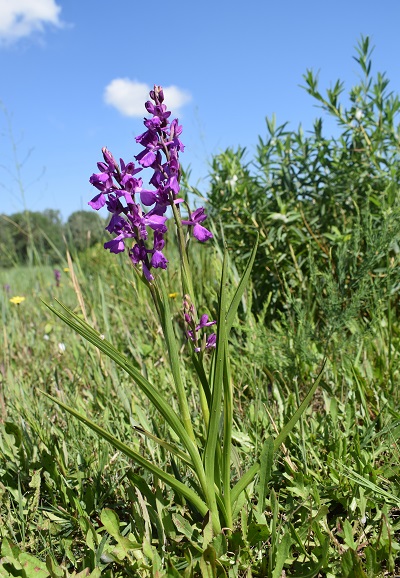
[{"xmin": 206, "ymin": 36, "xmax": 400, "ymax": 338}]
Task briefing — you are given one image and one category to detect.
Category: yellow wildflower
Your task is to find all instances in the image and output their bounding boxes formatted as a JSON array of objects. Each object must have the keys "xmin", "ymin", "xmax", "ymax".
[
  {"xmin": 63, "ymin": 268, "xmax": 70, "ymax": 273},
  {"xmin": 9, "ymin": 296, "xmax": 26, "ymax": 305},
  {"xmin": 168, "ymin": 292, "xmax": 178, "ymax": 299}
]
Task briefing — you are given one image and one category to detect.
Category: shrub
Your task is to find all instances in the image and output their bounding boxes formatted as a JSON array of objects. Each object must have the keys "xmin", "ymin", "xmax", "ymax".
[{"xmin": 205, "ymin": 37, "xmax": 400, "ymax": 338}]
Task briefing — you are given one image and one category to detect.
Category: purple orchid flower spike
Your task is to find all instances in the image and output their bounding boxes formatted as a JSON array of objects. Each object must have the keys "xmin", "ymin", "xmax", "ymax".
[{"xmin": 88, "ymin": 84, "xmax": 212, "ymax": 281}]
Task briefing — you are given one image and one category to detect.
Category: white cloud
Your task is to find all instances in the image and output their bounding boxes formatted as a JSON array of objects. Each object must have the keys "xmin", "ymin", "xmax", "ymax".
[
  {"xmin": 104, "ymin": 79, "xmax": 191, "ymax": 117},
  {"xmin": 0, "ymin": 0, "xmax": 63, "ymax": 44}
]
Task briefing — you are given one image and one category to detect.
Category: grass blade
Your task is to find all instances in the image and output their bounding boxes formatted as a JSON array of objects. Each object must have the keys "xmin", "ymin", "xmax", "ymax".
[
  {"xmin": 256, "ymin": 436, "xmax": 274, "ymax": 515},
  {"xmin": 132, "ymin": 426, "xmax": 193, "ymax": 467}
]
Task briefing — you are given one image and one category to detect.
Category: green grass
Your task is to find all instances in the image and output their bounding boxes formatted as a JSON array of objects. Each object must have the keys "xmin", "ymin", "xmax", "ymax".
[{"xmin": 0, "ymin": 240, "xmax": 400, "ymax": 578}]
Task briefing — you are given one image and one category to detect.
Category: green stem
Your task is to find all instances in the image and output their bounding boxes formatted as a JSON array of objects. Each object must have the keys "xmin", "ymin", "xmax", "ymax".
[
  {"xmin": 151, "ymin": 281, "xmax": 196, "ymax": 443},
  {"xmin": 170, "ymin": 200, "xmax": 195, "ymax": 301},
  {"xmin": 191, "ymin": 352, "xmax": 211, "ymax": 430},
  {"xmin": 222, "ymin": 349, "xmax": 233, "ymax": 529},
  {"xmin": 203, "ymin": 252, "xmax": 229, "ymax": 533}
]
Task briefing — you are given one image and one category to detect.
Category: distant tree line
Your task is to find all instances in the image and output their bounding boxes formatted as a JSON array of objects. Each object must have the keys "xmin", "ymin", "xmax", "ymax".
[{"xmin": 0, "ymin": 209, "xmax": 106, "ymax": 267}]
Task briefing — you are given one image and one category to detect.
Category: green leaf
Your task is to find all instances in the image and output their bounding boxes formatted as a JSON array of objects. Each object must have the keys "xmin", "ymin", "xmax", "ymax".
[
  {"xmin": 5, "ymin": 422, "xmax": 22, "ymax": 447},
  {"xmin": 221, "ymin": 334, "xmax": 233, "ymax": 528},
  {"xmin": 203, "ymin": 250, "xmax": 229, "ymax": 534},
  {"xmin": 247, "ymin": 523, "xmax": 270, "ymax": 546},
  {"xmin": 226, "ymin": 234, "xmax": 259, "ymax": 334},
  {"xmin": 172, "ymin": 513, "xmax": 200, "ymax": 544},
  {"xmin": 156, "ymin": 278, "xmax": 195, "ymax": 441},
  {"xmin": 341, "ymin": 465, "xmax": 400, "ymax": 507},
  {"xmin": 45, "ymin": 556, "xmax": 64, "ymax": 578},
  {"xmin": 341, "ymin": 549, "xmax": 368, "ymax": 578},
  {"xmin": 0, "ymin": 539, "xmax": 49, "ymax": 577},
  {"xmin": 342, "ymin": 519, "xmax": 357, "ymax": 551},
  {"xmin": 199, "ymin": 544, "xmax": 217, "ymax": 578},
  {"xmin": 19, "ymin": 553, "xmax": 49, "ymax": 578},
  {"xmin": 364, "ymin": 546, "xmax": 380, "ymax": 578},
  {"xmin": 42, "ymin": 392, "xmax": 209, "ymax": 518},
  {"xmin": 202, "ymin": 511, "xmax": 214, "ymax": 549},
  {"xmin": 101, "ymin": 508, "xmax": 124, "ymax": 539},
  {"xmin": 271, "ymin": 532, "xmax": 292, "ymax": 578},
  {"xmin": 256, "ymin": 436, "xmax": 274, "ymax": 514},
  {"xmin": 1, "ymin": 538, "xmax": 21, "ymax": 562},
  {"xmin": 101, "ymin": 508, "xmax": 140, "ymax": 561}
]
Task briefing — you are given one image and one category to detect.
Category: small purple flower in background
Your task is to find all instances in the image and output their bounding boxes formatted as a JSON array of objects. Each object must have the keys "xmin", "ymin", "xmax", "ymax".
[
  {"xmin": 88, "ymin": 85, "xmax": 212, "ymax": 281},
  {"xmin": 54, "ymin": 269, "xmax": 61, "ymax": 287},
  {"xmin": 3, "ymin": 284, "xmax": 10, "ymax": 294},
  {"xmin": 183, "ymin": 295, "xmax": 217, "ymax": 353}
]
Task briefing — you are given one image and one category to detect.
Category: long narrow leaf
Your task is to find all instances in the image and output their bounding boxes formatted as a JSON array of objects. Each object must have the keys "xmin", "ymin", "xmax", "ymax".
[
  {"xmin": 43, "ymin": 300, "xmax": 207, "ymax": 493},
  {"xmin": 41, "ymin": 392, "xmax": 209, "ymax": 517},
  {"xmin": 203, "ymin": 249, "xmax": 229, "ymax": 533},
  {"xmin": 222, "ymin": 340, "xmax": 233, "ymax": 528},
  {"xmin": 341, "ymin": 465, "xmax": 400, "ymax": 507},
  {"xmin": 256, "ymin": 436, "xmax": 274, "ymax": 514},
  {"xmin": 226, "ymin": 234, "xmax": 259, "ymax": 334},
  {"xmin": 155, "ymin": 279, "xmax": 195, "ymax": 442},
  {"xmin": 132, "ymin": 426, "xmax": 193, "ymax": 466}
]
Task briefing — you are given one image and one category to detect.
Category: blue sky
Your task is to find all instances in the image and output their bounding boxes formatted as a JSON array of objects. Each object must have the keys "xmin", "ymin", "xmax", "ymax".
[{"xmin": 0, "ymin": 0, "xmax": 399, "ymax": 219}]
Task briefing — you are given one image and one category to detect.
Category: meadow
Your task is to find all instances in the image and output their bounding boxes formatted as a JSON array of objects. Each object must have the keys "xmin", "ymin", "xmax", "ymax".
[{"xmin": 1, "ymin": 38, "xmax": 400, "ymax": 577}]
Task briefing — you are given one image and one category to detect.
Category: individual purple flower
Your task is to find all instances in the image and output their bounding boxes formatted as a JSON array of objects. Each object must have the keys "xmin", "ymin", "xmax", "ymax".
[
  {"xmin": 151, "ymin": 250, "xmax": 168, "ymax": 269},
  {"xmin": 88, "ymin": 192, "xmax": 107, "ymax": 210},
  {"xmin": 54, "ymin": 269, "xmax": 61, "ymax": 287},
  {"xmin": 205, "ymin": 333, "xmax": 217, "ymax": 349},
  {"xmin": 135, "ymin": 147, "xmax": 158, "ymax": 168},
  {"xmin": 150, "ymin": 231, "xmax": 168, "ymax": 269},
  {"xmin": 181, "ymin": 208, "xmax": 213, "ymax": 242},
  {"xmin": 167, "ymin": 119, "xmax": 185, "ymax": 152},
  {"xmin": 104, "ymin": 235, "xmax": 127, "ymax": 254},
  {"xmin": 197, "ymin": 314, "xmax": 217, "ymax": 331}
]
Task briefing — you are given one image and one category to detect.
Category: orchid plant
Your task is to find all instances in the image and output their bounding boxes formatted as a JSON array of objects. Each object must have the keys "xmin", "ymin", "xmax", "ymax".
[{"xmin": 44, "ymin": 86, "xmax": 324, "ymax": 536}]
